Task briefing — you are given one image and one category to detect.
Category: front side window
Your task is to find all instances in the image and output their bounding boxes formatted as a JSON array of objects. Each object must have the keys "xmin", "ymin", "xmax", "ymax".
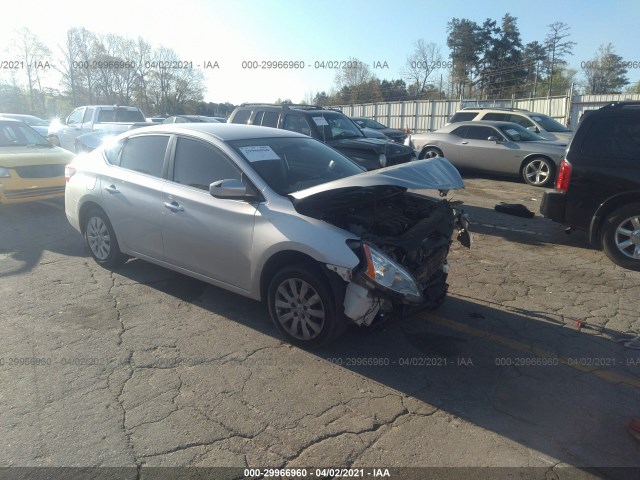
[
  {"xmin": 172, "ymin": 137, "xmax": 241, "ymax": 190},
  {"xmin": 283, "ymin": 115, "xmax": 312, "ymax": 136},
  {"xmin": 261, "ymin": 111, "xmax": 279, "ymax": 127},
  {"xmin": 464, "ymin": 126, "xmax": 498, "ymax": 141},
  {"xmin": 508, "ymin": 114, "xmax": 534, "ymax": 128},
  {"xmin": 119, "ymin": 135, "xmax": 169, "ymax": 177},
  {"xmin": 82, "ymin": 107, "xmax": 95, "ymax": 123},
  {"xmin": 67, "ymin": 108, "xmax": 84, "ymax": 125}
]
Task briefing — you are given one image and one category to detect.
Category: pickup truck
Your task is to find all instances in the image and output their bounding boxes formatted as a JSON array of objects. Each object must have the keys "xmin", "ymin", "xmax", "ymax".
[{"xmin": 48, "ymin": 105, "xmax": 150, "ymax": 152}]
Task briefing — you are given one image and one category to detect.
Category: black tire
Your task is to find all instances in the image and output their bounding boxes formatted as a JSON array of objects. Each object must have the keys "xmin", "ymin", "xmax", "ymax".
[
  {"xmin": 601, "ymin": 203, "xmax": 640, "ymax": 271},
  {"xmin": 84, "ymin": 208, "xmax": 125, "ymax": 268},
  {"xmin": 267, "ymin": 263, "xmax": 340, "ymax": 348},
  {"xmin": 419, "ymin": 147, "xmax": 443, "ymax": 159},
  {"xmin": 521, "ymin": 156, "xmax": 555, "ymax": 187}
]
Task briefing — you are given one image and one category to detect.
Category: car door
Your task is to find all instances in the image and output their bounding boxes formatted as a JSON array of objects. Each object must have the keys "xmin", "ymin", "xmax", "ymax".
[
  {"xmin": 100, "ymin": 134, "xmax": 170, "ymax": 259},
  {"xmin": 457, "ymin": 126, "xmax": 511, "ymax": 172},
  {"xmin": 161, "ymin": 135, "xmax": 258, "ymax": 291},
  {"xmin": 59, "ymin": 107, "xmax": 85, "ymax": 150}
]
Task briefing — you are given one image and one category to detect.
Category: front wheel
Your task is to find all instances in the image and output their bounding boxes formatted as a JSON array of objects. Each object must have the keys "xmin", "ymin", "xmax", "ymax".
[
  {"xmin": 419, "ymin": 147, "xmax": 443, "ymax": 159},
  {"xmin": 84, "ymin": 209, "xmax": 126, "ymax": 268},
  {"xmin": 602, "ymin": 203, "xmax": 640, "ymax": 271},
  {"xmin": 522, "ymin": 157, "xmax": 554, "ymax": 187},
  {"xmin": 267, "ymin": 264, "xmax": 340, "ymax": 348}
]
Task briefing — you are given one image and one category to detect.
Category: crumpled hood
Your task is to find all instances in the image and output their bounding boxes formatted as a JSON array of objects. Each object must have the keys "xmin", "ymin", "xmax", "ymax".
[{"xmin": 290, "ymin": 157, "xmax": 464, "ymax": 206}]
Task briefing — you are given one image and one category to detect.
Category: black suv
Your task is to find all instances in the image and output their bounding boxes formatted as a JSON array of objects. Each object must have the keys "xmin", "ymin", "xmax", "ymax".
[
  {"xmin": 540, "ymin": 102, "xmax": 640, "ymax": 270},
  {"xmin": 228, "ymin": 104, "xmax": 415, "ymax": 170}
]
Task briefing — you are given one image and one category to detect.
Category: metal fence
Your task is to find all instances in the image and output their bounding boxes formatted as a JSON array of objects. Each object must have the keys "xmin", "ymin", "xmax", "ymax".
[{"xmin": 334, "ymin": 93, "xmax": 640, "ymax": 133}]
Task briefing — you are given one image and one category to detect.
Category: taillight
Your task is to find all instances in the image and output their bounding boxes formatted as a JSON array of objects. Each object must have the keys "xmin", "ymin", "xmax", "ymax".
[
  {"xmin": 64, "ymin": 165, "xmax": 76, "ymax": 182},
  {"xmin": 555, "ymin": 159, "xmax": 572, "ymax": 192}
]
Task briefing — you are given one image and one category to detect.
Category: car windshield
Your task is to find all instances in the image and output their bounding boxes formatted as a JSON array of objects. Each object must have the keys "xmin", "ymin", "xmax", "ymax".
[
  {"xmin": 228, "ymin": 137, "xmax": 365, "ymax": 195},
  {"xmin": 357, "ymin": 118, "xmax": 386, "ymax": 129},
  {"xmin": 499, "ymin": 124, "xmax": 545, "ymax": 142},
  {"xmin": 314, "ymin": 113, "xmax": 364, "ymax": 140},
  {"xmin": 0, "ymin": 123, "xmax": 51, "ymax": 147},
  {"xmin": 530, "ymin": 114, "xmax": 572, "ymax": 133}
]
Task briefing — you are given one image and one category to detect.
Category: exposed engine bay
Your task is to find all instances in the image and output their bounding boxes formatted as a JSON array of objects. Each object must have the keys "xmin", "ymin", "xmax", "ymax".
[{"xmin": 297, "ymin": 185, "xmax": 470, "ymax": 325}]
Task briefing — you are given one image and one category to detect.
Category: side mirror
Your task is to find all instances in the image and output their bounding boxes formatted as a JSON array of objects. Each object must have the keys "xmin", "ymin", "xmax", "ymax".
[
  {"xmin": 487, "ymin": 136, "xmax": 503, "ymax": 143},
  {"xmin": 209, "ymin": 179, "xmax": 249, "ymax": 199},
  {"xmin": 527, "ymin": 126, "xmax": 540, "ymax": 133}
]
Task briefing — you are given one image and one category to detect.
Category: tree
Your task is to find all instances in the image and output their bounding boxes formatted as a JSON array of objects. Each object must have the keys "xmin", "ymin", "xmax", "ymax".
[
  {"xmin": 334, "ymin": 57, "xmax": 379, "ymax": 104},
  {"xmin": 582, "ymin": 43, "xmax": 629, "ymax": 94},
  {"xmin": 9, "ymin": 28, "xmax": 52, "ymax": 113},
  {"xmin": 544, "ymin": 22, "xmax": 576, "ymax": 96},
  {"xmin": 447, "ymin": 18, "xmax": 482, "ymax": 97},
  {"xmin": 402, "ymin": 40, "xmax": 442, "ymax": 99},
  {"xmin": 522, "ymin": 41, "xmax": 548, "ymax": 96}
]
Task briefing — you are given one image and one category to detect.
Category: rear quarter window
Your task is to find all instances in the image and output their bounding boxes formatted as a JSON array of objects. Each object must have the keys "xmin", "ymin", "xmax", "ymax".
[
  {"xmin": 580, "ymin": 116, "xmax": 640, "ymax": 160},
  {"xmin": 231, "ymin": 109, "xmax": 251, "ymax": 124}
]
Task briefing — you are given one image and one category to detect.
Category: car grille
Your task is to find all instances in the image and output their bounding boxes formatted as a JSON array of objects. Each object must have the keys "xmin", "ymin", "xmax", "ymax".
[
  {"xmin": 4, "ymin": 186, "xmax": 65, "ymax": 199},
  {"xmin": 13, "ymin": 164, "xmax": 65, "ymax": 179}
]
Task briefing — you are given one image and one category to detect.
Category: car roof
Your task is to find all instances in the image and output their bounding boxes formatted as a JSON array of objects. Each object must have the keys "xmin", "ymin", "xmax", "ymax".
[
  {"xmin": 127, "ymin": 123, "xmax": 307, "ymax": 141},
  {"xmin": 0, "ymin": 118, "xmax": 25, "ymax": 125},
  {"xmin": 445, "ymin": 120, "xmax": 524, "ymax": 128}
]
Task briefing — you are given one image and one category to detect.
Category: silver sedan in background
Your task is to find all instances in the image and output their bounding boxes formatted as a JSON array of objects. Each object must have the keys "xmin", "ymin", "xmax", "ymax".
[
  {"xmin": 65, "ymin": 124, "xmax": 470, "ymax": 348},
  {"xmin": 408, "ymin": 120, "xmax": 567, "ymax": 187}
]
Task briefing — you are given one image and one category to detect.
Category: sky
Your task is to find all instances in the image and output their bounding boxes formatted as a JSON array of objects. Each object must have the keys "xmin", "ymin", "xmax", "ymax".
[{"xmin": 1, "ymin": 0, "xmax": 639, "ymax": 107}]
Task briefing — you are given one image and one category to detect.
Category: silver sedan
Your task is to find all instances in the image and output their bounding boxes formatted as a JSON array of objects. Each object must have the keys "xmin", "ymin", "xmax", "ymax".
[
  {"xmin": 65, "ymin": 123, "xmax": 470, "ymax": 348},
  {"xmin": 408, "ymin": 120, "xmax": 567, "ymax": 187}
]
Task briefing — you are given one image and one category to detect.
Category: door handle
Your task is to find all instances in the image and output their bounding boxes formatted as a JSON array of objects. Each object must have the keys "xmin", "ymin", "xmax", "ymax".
[
  {"xmin": 163, "ymin": 201, "xmax": 184, "ymax": 212},
  {"xmin": 461, "ymin": 141, "xmax": 469, "ymax": 145},
  {"xmin": 104, "ymin": 184, "xmax": 120, "ymax": 194}
]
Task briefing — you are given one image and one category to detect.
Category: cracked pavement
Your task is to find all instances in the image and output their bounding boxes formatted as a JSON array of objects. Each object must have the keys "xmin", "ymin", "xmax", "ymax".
[{"xmin": 0, "ymin": 175, "xmax": 639, "ymax": 479}]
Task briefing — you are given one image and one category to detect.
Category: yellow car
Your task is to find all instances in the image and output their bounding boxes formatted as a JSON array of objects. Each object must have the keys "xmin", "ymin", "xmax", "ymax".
[{"xmin": 0, "ymin": 119, "xmax": 75, "ymax": 204}]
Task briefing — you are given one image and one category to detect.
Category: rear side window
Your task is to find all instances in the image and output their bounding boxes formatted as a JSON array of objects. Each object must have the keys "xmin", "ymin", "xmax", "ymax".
[
  {"xmin": 449, "ymin": 112, "xmax": 478, "ymax": 123},
  {"xmin": 172, "ymin": 137, "xmax": 241, "ymax": 190},
  {"xmin": 261, "ymin": 111, "xmax": 279, "ymax": 127},
  {"xmin": 450, "ymin": 126, "xmax": 468, "ymax": 137},
  {"xmin": 581, "ymin": 116, "xmax": 640, "ymax": 160},
  {"xmin": 120, "ymin": 135, "xmax": 169, "ymax": 177},
  {"xmin": 482, "ymin": 113, "xmax": 508, "ymax": 121},
  {"xmin": 231, "ymin": 109, "xmax": 251, "ymax": 124}
]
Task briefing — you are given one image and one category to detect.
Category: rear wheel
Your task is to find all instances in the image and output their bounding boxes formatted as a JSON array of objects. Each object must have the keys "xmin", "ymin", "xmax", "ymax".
[
  {"xmin": 522, "ymin": 157, "xmax": 554, "ymax": 187},
  {"xmin": 84, "ymin": 209, "xmax": 125, "ymax": 268},
  {"xmin": 267, "ymin": 264, "xmax": 340, "ymax": 348},
  {"xmin": 602, "ymin": 203, "xmax": 640, "ymax": 271}
]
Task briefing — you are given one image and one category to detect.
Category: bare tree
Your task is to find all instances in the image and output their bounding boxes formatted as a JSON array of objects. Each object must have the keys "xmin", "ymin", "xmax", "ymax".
[
  {"xmin": 334, "ymin": 57, "xmax": 376, "ymax": 104},
  {"xmin": 545, "ymin": 22, "xmax": 576, "ymax": 96},
  {"xmin": 10, "ymin": 28, "xmax": 51, "ymax": 113},
  {"xmin": 402, "ymin": 40, "xmax": 442, "ymax": 99}
]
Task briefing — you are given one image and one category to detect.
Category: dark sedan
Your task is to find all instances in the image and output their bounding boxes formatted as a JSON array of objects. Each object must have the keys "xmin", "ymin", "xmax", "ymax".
[{"xmin": 352, "ymin": 117, "xmax": 407, "ymax": 143}]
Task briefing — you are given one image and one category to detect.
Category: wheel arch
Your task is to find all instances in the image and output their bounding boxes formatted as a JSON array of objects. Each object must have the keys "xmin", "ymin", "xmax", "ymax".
[
  {"xmin": 418, "ymin": 145, "xmax": 444, "ymax": 159},
  {"xmin": 78, "ymin": 201, "xmax": 107, "ymax": 235},
  {"xmin": 589, "ymin": 191, "xmax": 640, "ymax": 246}
]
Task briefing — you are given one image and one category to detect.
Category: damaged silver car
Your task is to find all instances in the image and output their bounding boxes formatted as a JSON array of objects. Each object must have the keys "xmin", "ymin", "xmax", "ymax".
[{"xmin": 65, "ymin": 124, "xmax": 470, "ymax": 348}]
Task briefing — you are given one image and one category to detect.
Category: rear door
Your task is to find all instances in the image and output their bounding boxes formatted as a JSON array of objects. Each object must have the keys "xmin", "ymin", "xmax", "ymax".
[
  {"xmin": 100, "ymin": 134, "xmax": 170, "ymax": 259},
  {"xmin": 161, "ymin": 135, "xmax": 257, "ymax": 290}
]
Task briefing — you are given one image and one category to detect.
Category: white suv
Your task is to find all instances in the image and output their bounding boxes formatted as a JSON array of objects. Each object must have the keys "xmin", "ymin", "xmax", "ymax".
[{"xmin": 448, "ymin": 108, "xmax": 573, "ymax": 142}]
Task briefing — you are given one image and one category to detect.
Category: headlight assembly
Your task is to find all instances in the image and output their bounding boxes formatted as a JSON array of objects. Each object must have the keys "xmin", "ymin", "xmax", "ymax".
[{"xmin": 361, "ymin": 243, "xmax": 422, "ymax": 303}]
